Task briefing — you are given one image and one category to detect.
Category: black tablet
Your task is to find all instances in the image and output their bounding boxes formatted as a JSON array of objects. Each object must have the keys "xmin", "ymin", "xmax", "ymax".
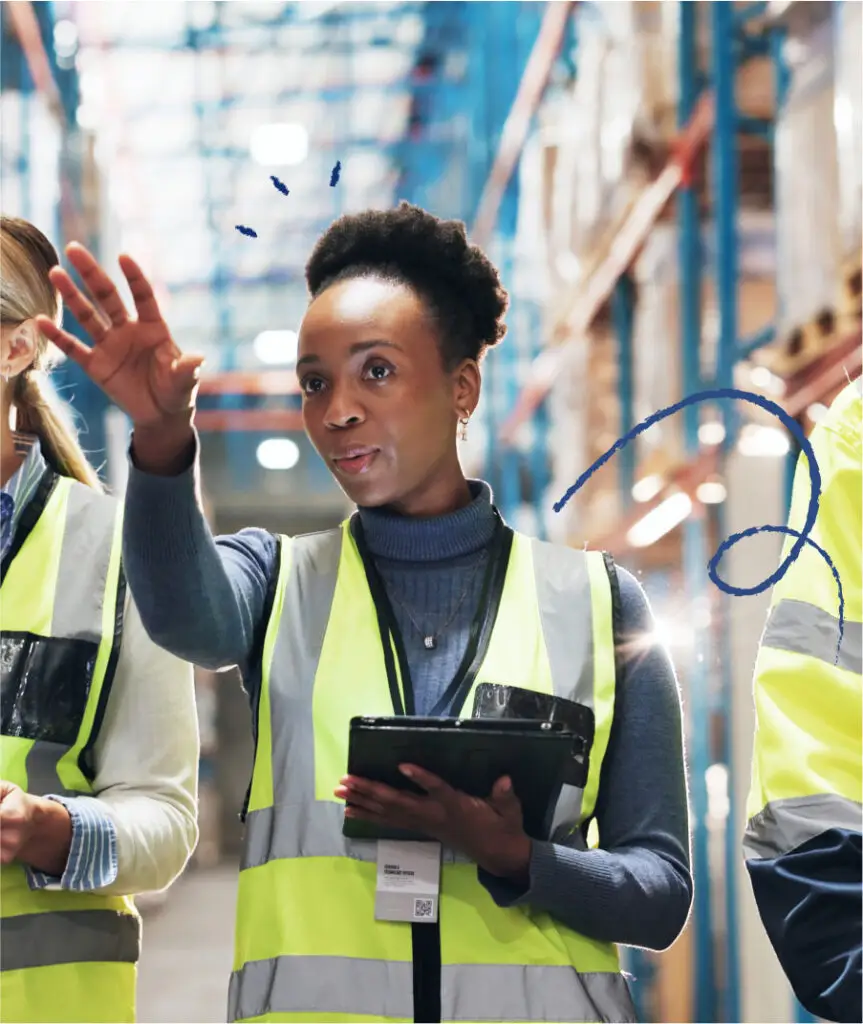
[{"xmin": 343, "ymin": 715, "xmax": 580, "ymax": 842}]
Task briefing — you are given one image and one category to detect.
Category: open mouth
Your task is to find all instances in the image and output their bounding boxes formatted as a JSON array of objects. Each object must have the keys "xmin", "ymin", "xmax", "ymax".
[{"xmin": 332, "ymin": 448, "xmax": 379, "ymax": 475}]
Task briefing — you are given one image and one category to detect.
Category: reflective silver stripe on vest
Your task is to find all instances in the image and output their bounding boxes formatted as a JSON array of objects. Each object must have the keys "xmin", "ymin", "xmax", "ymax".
[
  {"xmin": 243, "ymin": 530, "xmax": 339, "ymax": 873},
  {"xmin": 443, "ymin": 964, "xmax": 637, "ymax": 1023},
  {"xmin": 529, "ymin": 539, "xmax": 595, "ymax": 839},
  {"xmin": 762, "ymin": 598, "xmax": 863, "ymax": 674},
  {"xmin": 52, "ymin": 481, "xmax": 119, "ymax": 641},
  {"xmin": 24, "ymin": 740, "xmax": 80, "ymax": 798},
  {"xmin": 0, "ymin": 909, "xmax": 140, "ymax": 971},
  {"xmin": 744, "ymin": 792, "xmax": 863, "ymax": 860},
  {"xmin": 243, "ymin": 800, "xmax": 376, "ymax": 866},
  {"xmin": 229, "ymin": 956, "xmax": 637, "ymax": 1023},
  {"xmin": 229, "ymin": 955, "xmax": 413, "ymax": 1022},
  {"xmin": 243, "ymin": 801, "xmax": 475, "ymax": 868}
]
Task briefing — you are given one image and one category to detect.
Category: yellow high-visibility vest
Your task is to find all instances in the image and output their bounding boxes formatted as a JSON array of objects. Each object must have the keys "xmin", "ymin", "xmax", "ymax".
[
  {"xmin": 229, "ymin": 519, "xmax": 637, "ymax": 1023},
  {"xmin": 0, "ymin": 471, "xmax": 140, "ymax": 1024},
  {"xmin": 745, "ymin": 377, "xmax": 862, "ymax": 862}
]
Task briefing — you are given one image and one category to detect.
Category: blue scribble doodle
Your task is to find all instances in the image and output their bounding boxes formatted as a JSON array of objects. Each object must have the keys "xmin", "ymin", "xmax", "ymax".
[
  {"xmin": 235, "ymin": 225, "xmax": 258, "ymax": 238},
  {"xmin": 330, "ymin": 160, "xmax": 342, "ymax": 187},
  {"xmin": 554, "ymin": 387, "xmax": 845, "ymax": 663},
  {"xmin": 271, "ymin": 175, "xmax": 290, "ymax": 196}
]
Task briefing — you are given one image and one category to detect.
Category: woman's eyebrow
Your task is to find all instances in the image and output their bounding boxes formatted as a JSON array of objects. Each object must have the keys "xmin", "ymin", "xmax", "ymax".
[{"xmin": 296, "ymin": 339, "xmax": 403, "ymax": 369}]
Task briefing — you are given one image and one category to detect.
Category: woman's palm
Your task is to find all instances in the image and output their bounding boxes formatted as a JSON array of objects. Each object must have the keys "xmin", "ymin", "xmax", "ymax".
[{"xmin": 36, "ymin": 244, "xmax": 203, "ymax": 428}]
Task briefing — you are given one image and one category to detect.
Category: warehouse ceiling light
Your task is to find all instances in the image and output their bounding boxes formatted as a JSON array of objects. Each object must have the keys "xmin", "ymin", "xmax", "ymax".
[
  {"xmin": 631, "ymin": 474, "xmax": 663, "ymax": 503},
  {"xmin": 53, "ymin": 19, "xmax": 78, "ymax": 58},
  {"xmin": 738, "ymin": 424, "xmax": 790, "ymax": 458},
  {"xmin": 698, "ymin": 420, "xmax": 726, "ymax": 446},
  {"xmin": 256, "ymin": 438, "xmax": 301, "ymax": 471},
  {"xmin": 251, "ymin": 123, "xmax": 309, "ymax": 167},
  {"xmin": 749, "ymin": 365, "xmax": 784, "ymax": 396},
  {"xmin": 696, "ymin": 477, "xmax": 727, "ymax": 505},
  {"xmin": 626, "ymin": 492, "xmax": 692, "ymax": 549},
  {"xmin": 254, "ymin": 329, "xmax": 299, "ymax": 365}
]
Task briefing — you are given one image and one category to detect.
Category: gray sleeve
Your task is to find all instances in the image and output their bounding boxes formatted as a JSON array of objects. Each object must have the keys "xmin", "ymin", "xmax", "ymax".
[
  {"xmin": 479, "ymin": 565, "xmax": 693, "ymax": 951},
  {"xmin": 121, "ymin": 431, "xmax": 278, "ymax": 676}
]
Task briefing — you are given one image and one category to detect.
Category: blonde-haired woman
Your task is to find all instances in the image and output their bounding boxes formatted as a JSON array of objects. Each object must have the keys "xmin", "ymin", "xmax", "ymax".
[{"xmin": 0, "ymin": 215, "xmax": 200, "ymax": 1024}]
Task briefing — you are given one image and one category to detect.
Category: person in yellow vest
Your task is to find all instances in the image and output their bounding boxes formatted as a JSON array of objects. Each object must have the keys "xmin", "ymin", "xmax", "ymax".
[
  {"xmin": 0, "ymin": 216, "xmax": 200, "ymax": 1023},
  {"xmin": 744, "ymin": 376, "xmax": 862, "ymax": 1023},
  {"xmin": 39, "ymin": 203, "xmax": 692, "ymax": 1023}
]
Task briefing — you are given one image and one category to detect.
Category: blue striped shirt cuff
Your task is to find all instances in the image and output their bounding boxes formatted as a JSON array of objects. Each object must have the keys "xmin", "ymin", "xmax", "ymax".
[{"xmin": 25, "ymin": 795, "xmax": 119, "ymax": 892}]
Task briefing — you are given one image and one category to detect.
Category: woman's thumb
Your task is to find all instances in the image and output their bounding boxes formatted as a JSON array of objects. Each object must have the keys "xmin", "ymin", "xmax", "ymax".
[
  {"xmin": 489, "ymin": 776, "xmax": 520, "ymax": 816},
  {"xmin": 171, "ymin": 353, "xmax": 205, "ymax": 391}
]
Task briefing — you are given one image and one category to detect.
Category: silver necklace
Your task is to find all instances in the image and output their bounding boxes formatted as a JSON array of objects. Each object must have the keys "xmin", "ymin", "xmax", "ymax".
[{"xmin": 390, "ymin": 553, "xmax": 489, "ymax": 650}]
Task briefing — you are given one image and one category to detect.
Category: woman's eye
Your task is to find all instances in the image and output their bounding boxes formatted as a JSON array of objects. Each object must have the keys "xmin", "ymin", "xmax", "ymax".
[
  {"xmin": 365, "ymin": 363, "xmax": 392, "ymax": 381},
  {"xmin": 301, "ymin": 376, "xmax": 326, "ymax": 396}
]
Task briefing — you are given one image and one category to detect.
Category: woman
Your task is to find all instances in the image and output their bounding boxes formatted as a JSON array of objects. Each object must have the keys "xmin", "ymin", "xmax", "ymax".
[
  {"xmin": 40, "ymin": 203, "xmax": 692, "ymax": 1024},
  {"xmin": 0, "ymin": 216, "xmax": 200, "ymax": 1024}
]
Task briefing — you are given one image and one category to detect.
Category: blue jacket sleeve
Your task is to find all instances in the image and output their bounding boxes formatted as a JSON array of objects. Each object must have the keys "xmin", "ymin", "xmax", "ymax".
[
  {"xmin": 121, "ymin": 432, "xmax": 278, "ymax": 678},
  {"xmin": 747, "ymin": 829, "xmax": 862, "ymax": 1023}
]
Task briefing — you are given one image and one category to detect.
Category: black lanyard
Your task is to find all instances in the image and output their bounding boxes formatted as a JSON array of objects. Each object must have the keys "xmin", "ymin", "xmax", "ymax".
[{"xmin": 351, "ymin": 510, "xmax": 513, "ymax": 719}]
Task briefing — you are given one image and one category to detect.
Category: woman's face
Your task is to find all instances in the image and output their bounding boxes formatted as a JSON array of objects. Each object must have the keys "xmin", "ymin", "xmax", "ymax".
[{"xmin": 297, "ymin": 276, "xmax": 479, "ymax": 515}]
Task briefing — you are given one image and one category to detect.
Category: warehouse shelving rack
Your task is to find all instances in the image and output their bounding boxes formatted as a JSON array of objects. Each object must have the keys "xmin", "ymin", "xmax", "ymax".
[{"xmin": 476, "ymin": 2, "xmax": 859, "ymax": 1021}]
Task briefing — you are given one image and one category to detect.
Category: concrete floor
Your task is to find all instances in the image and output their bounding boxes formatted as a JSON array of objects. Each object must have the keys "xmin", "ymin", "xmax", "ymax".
[{"xmin": 136, "ymin": 864, "xmax": 239, "ymax": 1024}]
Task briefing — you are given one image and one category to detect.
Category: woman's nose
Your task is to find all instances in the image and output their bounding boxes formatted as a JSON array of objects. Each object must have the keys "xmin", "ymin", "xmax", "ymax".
[{"xmin": 324, "ymin": 384, "xmax": 365, "ymax": 429}]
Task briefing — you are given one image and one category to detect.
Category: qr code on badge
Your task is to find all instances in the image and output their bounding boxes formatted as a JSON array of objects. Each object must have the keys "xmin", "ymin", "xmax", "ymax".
[{"xmin": 413, "ymin": 898, "xmax": 435, "ymax": 920}]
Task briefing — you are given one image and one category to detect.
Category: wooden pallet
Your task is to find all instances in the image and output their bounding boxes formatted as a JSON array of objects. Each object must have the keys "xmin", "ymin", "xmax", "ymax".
[{"xmin": 753, "ymin": 307, "xmax": 837, "ymax": 377}]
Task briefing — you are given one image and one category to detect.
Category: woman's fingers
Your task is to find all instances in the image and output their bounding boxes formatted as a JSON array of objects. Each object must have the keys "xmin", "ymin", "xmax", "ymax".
[
  {"xmin": 65, "ymin": 243, "xmax": 129, "ymax": 328},
  {"xmin": 34, "ymin": 315, "xmax": 94, "ymax": 368},
  {"xmin": 47, "ymin": 266, "xmax": 109, "ymax": 343},
  {"xmin": 118, "ymin": 253, "xmax": 164, "ymax": 324}
]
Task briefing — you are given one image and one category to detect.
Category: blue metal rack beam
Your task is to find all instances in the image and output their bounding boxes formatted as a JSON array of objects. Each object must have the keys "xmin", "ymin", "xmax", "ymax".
[
  {"xmin": 677, "ymin": 10, "xmax": 718, "ymax": 1021},
  {"xmin": 610, "ymin": 275, "xmax": 636, "ymax": 505}
]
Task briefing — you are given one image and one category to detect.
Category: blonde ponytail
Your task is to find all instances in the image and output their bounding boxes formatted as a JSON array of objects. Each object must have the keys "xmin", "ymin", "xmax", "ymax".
[
  {"xmin": 1, "ymin": 215, "xmax": 102, "ymax": 491},
  {"xmin": 13, "ymin": 371, "xmax": 103, "ymax": 491}
]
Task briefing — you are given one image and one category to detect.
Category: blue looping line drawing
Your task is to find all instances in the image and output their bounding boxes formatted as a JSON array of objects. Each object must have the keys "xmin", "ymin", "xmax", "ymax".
[
  {"xmin": 330, "ymin": 160, "xmax": 342, "ymax": 187},
  {"xmin": 710, "ymin": 523, "xmax": 845, "ymax": 665},
  {"xmin": 553, "ymin": 387, "xmax": 844, "ymax": 663},
  {"xmin": 271, "ymin": 175, "xmax": 290, "ymax": 195},
  {"xmin": 235, "ymin": 225, "xmax": 258, "ymax": 238}
]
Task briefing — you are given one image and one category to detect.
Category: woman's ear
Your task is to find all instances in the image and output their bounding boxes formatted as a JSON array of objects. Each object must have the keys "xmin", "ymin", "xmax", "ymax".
[
  {"xmin": 452, "ymin": 358, "xmax": 481, "ymax": 420},
  {"xmin": 3, "ymin": 320, "xmax": 38, "ymax": 376}
]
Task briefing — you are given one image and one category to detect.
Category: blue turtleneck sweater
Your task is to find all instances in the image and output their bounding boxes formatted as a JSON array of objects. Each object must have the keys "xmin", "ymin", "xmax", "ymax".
[{"xmin": 122, "ymin": 439, "xmax": 692, "ymax": 950}]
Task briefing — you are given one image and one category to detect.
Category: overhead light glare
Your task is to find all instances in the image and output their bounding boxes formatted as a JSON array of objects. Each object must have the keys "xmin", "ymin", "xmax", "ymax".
[
  {"xmin": 251, "ymin": 123, "xmax": 309, "ymax": 166},
  {"xmin": 254, "ymin": 329, "xmax": 299, "ymax": 365},
  {"xmin": 632, "ymin": 474, "xmax": 663, "ymax": 503},
  {"xmin": 738, "ymin": 424, "xmax": 790, "ymax": 458},
  {"xmin": 698, "ymin": 420, "xmax": 726, "ymax": 447},
  {"xmin": 627, "ymin": 492, "xmax": 692, "ymax": 548},
  {"xmin": 256, "ymin": 437, "xmax": 300, "ymax": 471}
]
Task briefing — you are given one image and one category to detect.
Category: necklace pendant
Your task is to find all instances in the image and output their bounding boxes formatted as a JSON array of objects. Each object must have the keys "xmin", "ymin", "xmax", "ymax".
[{"xmin": 423, "ymin": 635, "xmax": 437, "ymax": 650}]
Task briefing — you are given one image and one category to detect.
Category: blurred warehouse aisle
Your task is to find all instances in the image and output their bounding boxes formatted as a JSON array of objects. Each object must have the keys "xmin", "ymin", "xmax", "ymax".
[{"xmin": 137, "ymin": 866, "xmax": 238, "ymax": 1024}]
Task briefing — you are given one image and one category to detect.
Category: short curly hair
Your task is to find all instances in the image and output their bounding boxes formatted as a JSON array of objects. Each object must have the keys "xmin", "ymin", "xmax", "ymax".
[{"xmin": 305, "ymin": 202, "xmax": 509, "ymax": 369}]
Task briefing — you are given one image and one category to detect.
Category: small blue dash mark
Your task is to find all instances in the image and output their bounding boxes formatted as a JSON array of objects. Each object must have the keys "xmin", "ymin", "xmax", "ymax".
[
  {"xmin": 235, "ymin": 225, "xmax": 258, "ymax": 238},
  {"xmin": 330, "ymin": 160, "xmax": 342, "ymax": 187},
  {"xmin": 270, "ymin": 175, "xmax": 289, "ymax": 196}
]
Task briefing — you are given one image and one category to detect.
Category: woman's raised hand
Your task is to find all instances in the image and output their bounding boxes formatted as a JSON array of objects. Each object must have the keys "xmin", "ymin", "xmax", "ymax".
[{"xmin": 36, "ymin": 244, "xmax": 204, "ymax": 434}]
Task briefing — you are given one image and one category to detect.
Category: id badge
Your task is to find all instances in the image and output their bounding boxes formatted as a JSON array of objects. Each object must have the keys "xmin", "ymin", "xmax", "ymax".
[{"xmin": 375, "ymin": 840, "xmax": 441, "ymax": 924}]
